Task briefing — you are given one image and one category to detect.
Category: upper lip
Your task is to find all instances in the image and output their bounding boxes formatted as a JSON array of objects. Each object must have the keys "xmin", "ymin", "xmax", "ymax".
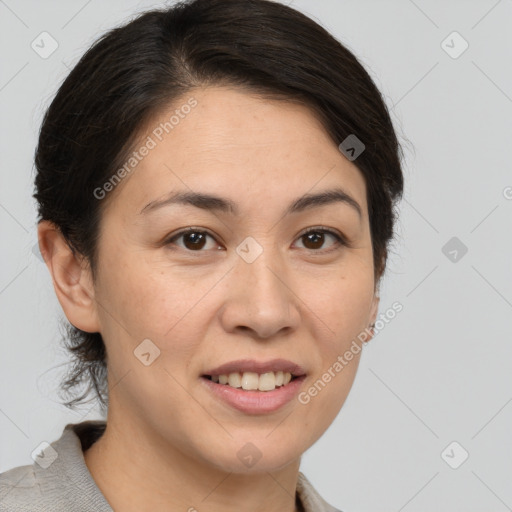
[{"xmin": 203, "ymin": 358, "xmax": 307, "ymax": 377}]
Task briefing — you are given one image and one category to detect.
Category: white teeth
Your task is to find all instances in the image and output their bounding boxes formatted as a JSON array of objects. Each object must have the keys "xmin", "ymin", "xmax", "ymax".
[
  {"xmin": 209, "ymin": 371, "xmax": 294, "ymax": 391},
  {"xmin": 258, "ymin": 372, "xmax": 276, "ymax": 391},
  {"xmin": 228, "ymin": 372, "xmax": 242, "ymax": 388},
  {"xmin": 241, "ymin": 372, "xmax": 259, "ymax": 390}
]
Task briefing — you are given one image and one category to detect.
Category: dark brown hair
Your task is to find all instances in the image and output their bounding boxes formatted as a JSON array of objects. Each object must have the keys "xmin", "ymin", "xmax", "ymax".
[{"xmin": 33, "ymin": 0, "xmax": 405, "ymax": 410}]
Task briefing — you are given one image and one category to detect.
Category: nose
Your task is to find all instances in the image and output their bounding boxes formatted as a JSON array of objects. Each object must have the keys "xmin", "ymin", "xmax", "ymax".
[{"xmin": 218, "ymin": 244, "xmax": 301, "ymax": 339}]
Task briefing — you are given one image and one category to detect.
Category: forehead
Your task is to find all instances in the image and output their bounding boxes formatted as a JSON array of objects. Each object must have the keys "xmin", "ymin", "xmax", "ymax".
[{"xmin": 106, "ymin": 86, "xmax": 368, "ymax": 217}]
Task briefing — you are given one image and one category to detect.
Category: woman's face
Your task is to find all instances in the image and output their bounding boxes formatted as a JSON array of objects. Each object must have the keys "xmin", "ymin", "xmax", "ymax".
[{"xmin": 89, "ymin": 86, "xmax": 379, "ymax": 472}]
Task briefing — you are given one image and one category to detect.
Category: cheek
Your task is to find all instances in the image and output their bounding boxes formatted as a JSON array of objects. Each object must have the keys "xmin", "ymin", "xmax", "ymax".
[
  {"xmin": 97, "ymin": 256, "xmax": 214, "ymax": 375},
  {"xmin": 95, "ymin": 260, "xmax": 206, "ymax": 414},
  {"xmin": 309, "ymin": 269, "xmax": 375, "ymax": 344},
  {"xmin": 297, "ymin": 351, "xmax": 361, "ymax": 448},
  {"xmin": 300, "ymin": 270, "xmax": 372, "ymax": 415},
  {"xmin": 99, "ymin": 252, "xmax": 187, "ymax": 334}
]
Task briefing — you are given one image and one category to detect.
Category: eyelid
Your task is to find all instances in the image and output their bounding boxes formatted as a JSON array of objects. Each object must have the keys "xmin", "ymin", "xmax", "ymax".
[
  {"xmin": 164, "ymin": 226, "xmax": 222, "ymax": 250},
  {"xmin": 164, "ymin": 225, "xmax": 350, "ymax": 252},
  {"xmin": 295, "ymin": 226, "xmax": 350, "ymax": 251}
]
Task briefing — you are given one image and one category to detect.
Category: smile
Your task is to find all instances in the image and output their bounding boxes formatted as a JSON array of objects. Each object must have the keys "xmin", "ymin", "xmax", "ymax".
[
  {"xmin": 200, "ymin": 373, "xmax": 306, "ymax": 414},
  {"xmin": 203, "ymin": 370, "xmax": 297, "ymax": 392}
]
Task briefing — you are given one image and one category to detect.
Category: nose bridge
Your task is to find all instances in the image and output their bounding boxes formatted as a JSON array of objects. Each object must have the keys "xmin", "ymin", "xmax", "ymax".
[
  {"xmin": 221, "ymin": 236, "xmax": 299, "ymax": 337},
  {"xmin": 238, "ymin": 238, "xmax": 289, "ymax": 308}
]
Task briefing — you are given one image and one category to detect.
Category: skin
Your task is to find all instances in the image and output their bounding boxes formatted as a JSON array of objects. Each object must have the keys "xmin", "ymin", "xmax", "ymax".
[{"xmin": 38, "ymin": 86, "xmax": 380, "ymax": 512}]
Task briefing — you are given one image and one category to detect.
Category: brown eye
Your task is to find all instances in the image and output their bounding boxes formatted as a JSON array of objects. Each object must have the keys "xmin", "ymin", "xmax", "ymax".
[
  {"xmin": 295, "ymin": 228, "xmax": 346, "ymax": 252},
  {"xmin": 182, "ymin": 231, "xmax": 208, "ymax": 250},
  {"xmin": 302, "ymin": 231, "xmax": 325, "ymax": 250},
  {"xmin": 166, "ymin": 228, "xmax": 220, "ymax": 251}
]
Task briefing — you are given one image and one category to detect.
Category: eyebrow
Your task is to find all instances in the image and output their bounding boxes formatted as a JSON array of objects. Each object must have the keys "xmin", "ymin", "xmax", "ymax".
[{"xmin": 139, "ymin": 187, "xmax": 362, "ymax": 220}]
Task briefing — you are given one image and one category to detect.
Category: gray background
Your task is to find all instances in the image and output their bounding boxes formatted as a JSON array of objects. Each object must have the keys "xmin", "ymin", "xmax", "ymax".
[{"xmin": 1, "ymin": 0, "xmax": 511, "ymax": 510}]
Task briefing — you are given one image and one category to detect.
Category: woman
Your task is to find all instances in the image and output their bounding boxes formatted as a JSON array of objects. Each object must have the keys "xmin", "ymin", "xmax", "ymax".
[{"xmin": 0, "ymin": 0, "xmax": 404, "ymax": 510}]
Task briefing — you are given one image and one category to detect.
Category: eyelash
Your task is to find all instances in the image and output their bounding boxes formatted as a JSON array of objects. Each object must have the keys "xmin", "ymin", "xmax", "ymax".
[{"xmin": 164, "ymin": 226, "xmax": 349, "ymax": 254}]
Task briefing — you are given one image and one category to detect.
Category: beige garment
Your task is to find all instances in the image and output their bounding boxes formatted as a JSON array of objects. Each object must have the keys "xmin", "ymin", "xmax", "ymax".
[{"xmin": 0, "ymin": 420, "xmax": 341, "ymax": 512}]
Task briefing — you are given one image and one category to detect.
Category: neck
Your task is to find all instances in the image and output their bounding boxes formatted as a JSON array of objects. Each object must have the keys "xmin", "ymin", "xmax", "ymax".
[{"xmin": 83, "ymin": 406, "xmax": 302, "ymax": 512}]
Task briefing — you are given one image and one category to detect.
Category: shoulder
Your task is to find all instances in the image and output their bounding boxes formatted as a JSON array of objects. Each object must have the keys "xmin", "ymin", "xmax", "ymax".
[
  {"xmin": 297, "ymin": 472, "xmax": 344, "ymax": 512},
  {"xmin": 0, "ymin": 420, "xmax": 110, "ymax": 512},
  {"xmin": 0, "ymin": 463, "xmax": 55, "ymax": 512}
]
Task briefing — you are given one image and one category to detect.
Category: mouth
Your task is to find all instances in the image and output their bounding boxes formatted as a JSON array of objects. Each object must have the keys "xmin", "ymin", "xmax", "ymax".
[
  {"xmin": 200, "ymin": 372, "xmax": 307, "ymax": 414},
  {"xmin": 200, "ymin": 359, "xmax": 307, "ymax": 413},
  {"xmin": 201, "ymin": 371, "xmax": 302, "ymax": 392}
]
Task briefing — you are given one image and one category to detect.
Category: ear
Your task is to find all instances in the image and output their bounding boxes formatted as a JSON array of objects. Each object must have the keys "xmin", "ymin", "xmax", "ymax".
[
  {"xmin": 37, "ymin": 220, "xmax": 101, "ymax": 333},
  {"xmin": 365, "ymin": 292, "xmax": 380, "ymax": 343},
  {"xmin": 369, "ymin": 293, "xmax": 379, "ymax": 326}
]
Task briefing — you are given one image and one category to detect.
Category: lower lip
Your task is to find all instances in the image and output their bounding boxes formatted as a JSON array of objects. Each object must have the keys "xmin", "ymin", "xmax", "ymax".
[{"xmin": 200, "ymin": 375, "xmax": 306, "ymax": 414}]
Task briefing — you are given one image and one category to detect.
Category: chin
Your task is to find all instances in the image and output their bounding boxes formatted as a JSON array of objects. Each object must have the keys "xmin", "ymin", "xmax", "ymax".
[{"xmin": 199, "ymin": 436, "xmax": 303, "ymax": 475}]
